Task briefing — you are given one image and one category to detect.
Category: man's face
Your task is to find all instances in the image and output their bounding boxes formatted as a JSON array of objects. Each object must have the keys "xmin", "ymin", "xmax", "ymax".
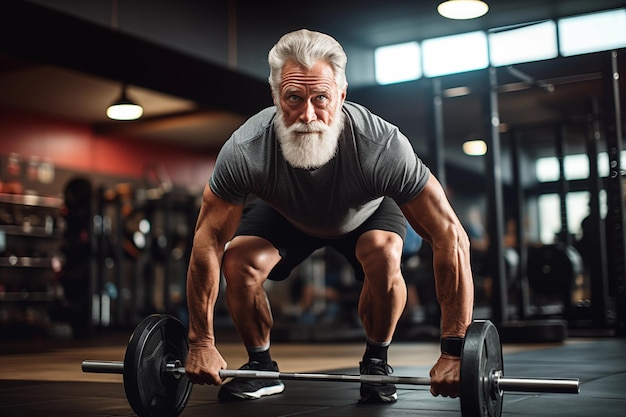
[
  {"xmin": 274, "ymin": 60, "xmax": 347, "ymax": 170},
  {"xmin": 277, "ymin": 60, "xmax": 345, "ymax": 127}
]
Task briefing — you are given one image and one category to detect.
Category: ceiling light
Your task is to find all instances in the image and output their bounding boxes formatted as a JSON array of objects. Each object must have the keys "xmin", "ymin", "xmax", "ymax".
[
  {"xmin": 106, "ymin": 84, "xmax": 143, "ymax": 121},
  {"xmin": 463, "ymin": 139, "xmax": 487, "ymax": 156},
  {"xmin": 438, "ymin": 1, "xmax": 489, "ymax": 20}
]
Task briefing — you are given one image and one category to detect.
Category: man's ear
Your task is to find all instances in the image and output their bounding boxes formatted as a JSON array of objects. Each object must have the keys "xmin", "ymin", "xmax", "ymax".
[{"xmin": 339, "ymin": 87, "xmax": 347, "ymax": 104}]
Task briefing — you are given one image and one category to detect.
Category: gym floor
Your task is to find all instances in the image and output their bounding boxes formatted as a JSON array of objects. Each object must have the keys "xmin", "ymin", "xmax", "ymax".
[{"xmin": 0, "ymin": 330, "xmax": 624, "ymax": 417}]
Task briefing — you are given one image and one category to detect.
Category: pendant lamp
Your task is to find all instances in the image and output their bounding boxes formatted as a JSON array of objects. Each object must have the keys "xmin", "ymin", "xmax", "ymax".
[
  {"xmin": 438, "ymin": 1, "xmax": 489, "ymax": 20},
  {"xmin": 106, "ymin": 84, "xmax": 143, "ymax": 121}
]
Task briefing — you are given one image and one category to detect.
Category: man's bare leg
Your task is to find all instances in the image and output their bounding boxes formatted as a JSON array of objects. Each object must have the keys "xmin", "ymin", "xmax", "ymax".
[
  {"xmin": 355, "ymin": 230, "xmax": 406, "ymax": 403},
  {"xmin": 356, "ymin": 230, "xmax": 407, "ymax": 343},
  {"xmin": 218, "ymin": 235, "xmax": 284, "ymax": 401}
]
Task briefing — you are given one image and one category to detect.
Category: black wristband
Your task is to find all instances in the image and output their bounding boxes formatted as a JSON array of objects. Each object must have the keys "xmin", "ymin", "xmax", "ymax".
[{"xmin": 440, "ymin": 337, "xmax": 464, "ymax": 357}]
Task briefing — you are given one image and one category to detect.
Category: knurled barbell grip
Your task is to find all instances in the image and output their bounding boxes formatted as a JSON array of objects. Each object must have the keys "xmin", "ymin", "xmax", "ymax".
[
  {"xmin": 218, "ymin": 369, "xmax": 432, "ymax": 385},
  {"xmin": 83, "ymin": 359, "xmax": 579, "ymax": 394}
]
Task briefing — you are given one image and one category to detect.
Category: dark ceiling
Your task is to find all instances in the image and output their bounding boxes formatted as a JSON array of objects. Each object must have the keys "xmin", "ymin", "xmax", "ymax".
[{"xmin": 0, "ymin": 0, "xmax": 625, "ymax": 165}]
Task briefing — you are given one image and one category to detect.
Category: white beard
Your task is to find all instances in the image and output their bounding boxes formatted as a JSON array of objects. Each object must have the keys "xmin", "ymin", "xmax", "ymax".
[{"xmin": 274, "ymin": 109, "xmax": 345, "ymax": 170}]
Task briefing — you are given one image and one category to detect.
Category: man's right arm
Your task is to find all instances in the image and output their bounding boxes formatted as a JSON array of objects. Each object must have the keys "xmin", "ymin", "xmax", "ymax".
[{"xmin": 185, "ymin": 183, "xmax": 243, "ymax": 385}]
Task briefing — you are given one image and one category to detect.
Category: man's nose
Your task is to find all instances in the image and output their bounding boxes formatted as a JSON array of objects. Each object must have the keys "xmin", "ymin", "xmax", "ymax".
[{"xmin": 299, "ymin": 101, "xmax": 317, "ymax": 123}]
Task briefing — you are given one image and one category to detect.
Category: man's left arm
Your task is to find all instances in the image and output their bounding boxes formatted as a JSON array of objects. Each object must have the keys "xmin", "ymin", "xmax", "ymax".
[{"xmin": 399, "ymin": 174, "xmax": 474, "ymax": 397}]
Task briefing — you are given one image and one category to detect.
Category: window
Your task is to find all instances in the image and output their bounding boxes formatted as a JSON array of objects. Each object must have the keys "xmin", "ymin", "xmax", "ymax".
[
  {"xmin": 373, "ymin": 8, "xmax": 626, "ymax": 85},
  {"xmin": 489, "ymin": 21, "xmax": 558, "ymax": 66},
  {"xmin": 422, "ymin": 31, "xmax": 489, "ymax": 77},
  {"xmin": 374, "ymin": 42, "xmax": 422, "ymax": 85},
  {"xmin": 537, "ymin": 191, "xmax": 606, "ymax": 244},
  {"xmin": 536, "ymin": 157, "xmax": 559, "ymax": 182},
  {"xmin": 538, "ymin": 193, "xmax": 561, "ymax": 243},
  {"xmin": 536, "ymin": 152, "xmax": 626, "ymax": 183},
  {"xmin": 564, "ymin": 154, "xmax": 590, "ymax": 180},
  {"xmin": 559, "ymin": 9, "xmax": 626, "ymax": 56}
]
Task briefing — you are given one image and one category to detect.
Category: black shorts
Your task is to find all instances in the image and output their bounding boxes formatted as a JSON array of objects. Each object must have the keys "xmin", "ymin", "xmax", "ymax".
[{"xmin": 233, "ymin": 197, "xmax": 407, "ymax": 281}]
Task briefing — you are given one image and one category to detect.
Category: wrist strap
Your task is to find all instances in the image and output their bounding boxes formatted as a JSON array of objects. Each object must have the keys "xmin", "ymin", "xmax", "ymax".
[{"xmin": 440, "ymin": 337, "xmax": 464, "ymax": 357}]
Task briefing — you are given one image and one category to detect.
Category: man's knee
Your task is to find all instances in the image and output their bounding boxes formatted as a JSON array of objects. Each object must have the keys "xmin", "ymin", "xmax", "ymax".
[
  {"xmin": 222, "ymin": 236, "xmax": 280, "ymax": 286},
  {"xmin": 356, "ymin": 230, "xmax": 403, "ymax": 274}
]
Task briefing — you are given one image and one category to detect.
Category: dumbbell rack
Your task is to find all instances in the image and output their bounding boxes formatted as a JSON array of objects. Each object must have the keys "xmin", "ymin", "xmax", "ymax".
[{"xmin": 0, "ymin": 192, "xmax": 65, "ymax": 339}]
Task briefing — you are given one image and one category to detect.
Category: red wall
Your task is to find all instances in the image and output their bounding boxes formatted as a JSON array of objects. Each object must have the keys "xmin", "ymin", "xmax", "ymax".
[{"xmin": 0, "ymin": 109, "xmax": 217, "ymax": 190}]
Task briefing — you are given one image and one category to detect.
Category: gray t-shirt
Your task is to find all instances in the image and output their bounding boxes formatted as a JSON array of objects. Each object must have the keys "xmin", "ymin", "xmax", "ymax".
[{"xmin": 209, "ymin": 101, "xmax": 430, "ymax": 238}]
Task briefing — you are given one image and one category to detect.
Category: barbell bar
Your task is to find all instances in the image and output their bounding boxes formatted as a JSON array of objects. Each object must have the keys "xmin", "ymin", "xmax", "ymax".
[
  {"xmin": 82, "ymin": 359, "xmax": 579, "ymax": 394},
  {"xmin": 81, "ymin": 314, "xmax": 580, "ymax": 417}
]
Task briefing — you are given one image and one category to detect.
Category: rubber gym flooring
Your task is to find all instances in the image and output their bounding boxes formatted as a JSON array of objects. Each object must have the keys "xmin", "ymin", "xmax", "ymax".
[{"xmin": 0, "ymin": 334, "xmax": 624, "ymax": 417}]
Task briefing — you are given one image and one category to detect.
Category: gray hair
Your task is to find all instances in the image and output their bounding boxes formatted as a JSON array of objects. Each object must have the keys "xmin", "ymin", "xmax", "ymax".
[{"xmin": 268, "ymin": 29, "xmax": 348, "ymax": 99}]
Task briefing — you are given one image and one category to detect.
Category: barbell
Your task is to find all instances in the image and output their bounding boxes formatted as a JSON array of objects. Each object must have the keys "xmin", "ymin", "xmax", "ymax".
[{"xmin": 82, "ymin": 314, "xmax": 579, "ymax": 417}]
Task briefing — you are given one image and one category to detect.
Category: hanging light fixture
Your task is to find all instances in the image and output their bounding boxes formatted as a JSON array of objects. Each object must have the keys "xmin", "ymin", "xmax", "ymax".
[
  {"xmin": 106, "ymin": 84, "xmax": 144, "ymax": 121},
  {"xmin": 105, "ymin": 1, "xmax": 143, "ymax": 121},
  {"xmin": 463, "ymin": 139, "xmax": 487, "ymax": 156},
  {"xmin": 438, "ymin": 1, "xmax": 489, "ymax": 20}
]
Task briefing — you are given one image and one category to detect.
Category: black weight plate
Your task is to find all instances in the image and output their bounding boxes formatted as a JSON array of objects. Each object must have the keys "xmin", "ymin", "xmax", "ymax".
[
  {"xmin": 527, "ymin": 244, "xmax": 582, "ymax": 296},
  {"xmin": 123, "ymin": 314, "xmax": 193, "ymax": 417},
  {"xmin": 460, "ymin": 320, "xmax": 503, "ymax": 417}
]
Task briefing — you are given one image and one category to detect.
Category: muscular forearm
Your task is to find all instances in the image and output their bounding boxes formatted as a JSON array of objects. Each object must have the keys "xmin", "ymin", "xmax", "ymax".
[
  {"xmin": 185, "ymin": 184, "xmax": 243, "ymax": 349},
  {"xmin": 432, "ymin": 224, "xmax": 474, "ymax": 337},
  {"xmin": 186, "ymin": 246, "xmax": 222, "ymax": 347},
  {"xmin": 400, "ymin": 176, "xmax": 474, "ymax": 339}
]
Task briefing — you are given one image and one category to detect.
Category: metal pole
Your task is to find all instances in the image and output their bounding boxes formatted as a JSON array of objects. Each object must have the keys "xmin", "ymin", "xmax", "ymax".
[
  {"xmin": 219, "ymin": 370, "xmax": 433, "ymax": 386},
  {"xmin": 82, "ymin": 360, "xmax": 579, "ymax": 394},
  {"xmin": 430, "ymin": 77, "xmax": 446, "ymax": 188},
  {"xmin": 604, "ymin": 50, "xmax": 626, "ymax": 335},
  {"xmin": 511, "ymin": 129, "xmax": 530, "ymax": 319},
  {"xmin": 586, "ymin": 97, "xmax": 609, "ymax": 328},
  {"xmin": 485, "ymin": 66, "xmax": 508, "ymax": 323},
  {"xmin": 556, "ymin": 124, "xmax": 571, "ymax": 247},
  {"xmin": 495, "ymin": 375, "xmax": 579, "ymax": 394},
  {"xmin": 82, "ymin": 360, "xmax": 124, "ymax": 374}
]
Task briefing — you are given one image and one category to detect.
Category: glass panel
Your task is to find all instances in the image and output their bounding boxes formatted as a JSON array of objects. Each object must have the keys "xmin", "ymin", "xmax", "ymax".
[
  {"xmin": 489, "ymin": 21, "xmax": 558, "ymax": 66},
  {"xmin": 566, "ymin": 191, "xmax": 591, "ymax": 237},
  {"xmin": 564, "ymin": 154, "xmax": 589, "ymax": 180},
  {"xmin": 559, "ymin": 9, "xmax": 626, "ymax": 56},
  {"xmin": 375, "ymin": 42, "xmax": 422, "ymax": 85},
  {"xmin": 537, "ymin": 191, "xmax": 607, "ymax": 244},
  {"xmin": 536, "ymin": 157, "xmax": 559, "ymax": 182},
  {"xmin": 538, "ymin": 193, "xmax": 560, "ymax": 244},
  {"xmin": 422, "ymin": 31, "xmax": 488, "ymax": 77}
]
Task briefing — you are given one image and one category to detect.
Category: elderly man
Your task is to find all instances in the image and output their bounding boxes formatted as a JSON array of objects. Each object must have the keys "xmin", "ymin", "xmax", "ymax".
[{"xmin": 184, "ymin": 29, "xmax": 474, "ymax": 404}]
